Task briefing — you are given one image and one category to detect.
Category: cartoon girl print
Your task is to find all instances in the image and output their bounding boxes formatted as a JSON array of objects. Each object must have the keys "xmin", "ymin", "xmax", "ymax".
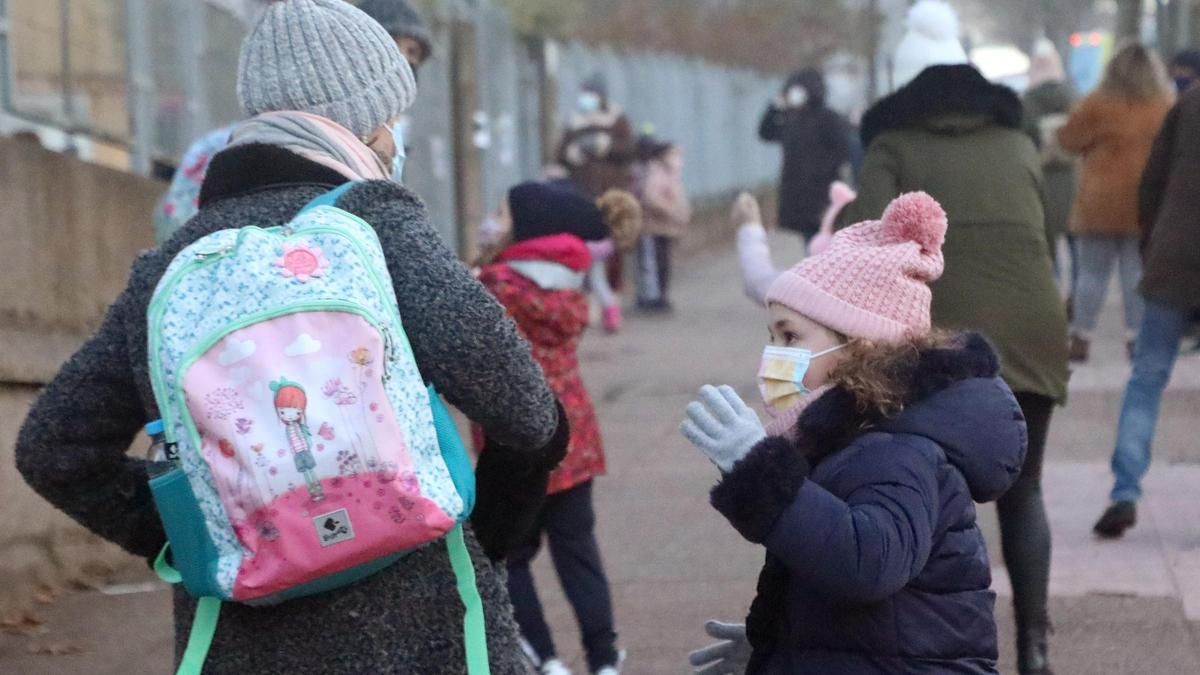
[{"xmin": 271, "ymin": 378, "xmax": 325, "ymax": 502}]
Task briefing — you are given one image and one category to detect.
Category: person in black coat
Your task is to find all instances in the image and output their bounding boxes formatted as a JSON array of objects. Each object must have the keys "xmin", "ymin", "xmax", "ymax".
[{"xmin": 759, "ymin": 68, "xmax": 853, "ymax": 240}]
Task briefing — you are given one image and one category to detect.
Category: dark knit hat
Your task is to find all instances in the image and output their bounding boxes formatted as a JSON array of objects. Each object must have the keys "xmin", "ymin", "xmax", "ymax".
[
  {"xmin": 581, "ymin": 72, "xmax": 609, "ymax": 99},
  {"xmin": 509, "ymin": 181, "xmax": 608, "ymax": 243},
  {"xmin": 357, "ymin": 0, "xmax": 433, "ymax": 60},
  {"xmin": 636, "ymin": 134, "xmax": 674, "ymax": 162}
]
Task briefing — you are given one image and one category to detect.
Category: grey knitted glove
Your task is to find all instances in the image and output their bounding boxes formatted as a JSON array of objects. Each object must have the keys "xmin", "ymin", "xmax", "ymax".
[
  {"xmin": 688, "ymin": 621, "xmax": 752, "ymax": 675},
  {"xmin": 681, "ymin": 385, "xmax": 766, "ymax": 473}
]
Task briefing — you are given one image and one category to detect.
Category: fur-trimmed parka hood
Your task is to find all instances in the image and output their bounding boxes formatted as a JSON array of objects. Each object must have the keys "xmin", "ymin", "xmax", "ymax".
[{"xmin": 861, "ymin": 64, "xmax": 1024, "ymax": 147}]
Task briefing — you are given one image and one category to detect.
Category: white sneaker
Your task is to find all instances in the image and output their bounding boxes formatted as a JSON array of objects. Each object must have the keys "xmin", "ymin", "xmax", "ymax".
[
  {"xmin": 593, "ymin": 649, "xmax": 626, "ymax": 675},
  {"xmin": 540, "ymin": 658, "xmax": 573, "ymax": 675}
]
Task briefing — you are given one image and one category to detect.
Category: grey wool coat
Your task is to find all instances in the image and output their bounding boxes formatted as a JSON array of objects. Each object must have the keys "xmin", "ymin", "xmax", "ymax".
[{"xmin": 15, "ymin": 143, "xmax": 567, "ymax": 674}]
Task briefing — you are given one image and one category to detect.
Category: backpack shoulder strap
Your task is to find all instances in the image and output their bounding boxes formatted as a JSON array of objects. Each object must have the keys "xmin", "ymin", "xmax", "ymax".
[
  {"xmin": 155, "ymin": 544, "xmax": 221, "ymax": 675},
  {"xmin": 446, "ymin": 524, "xmax": 490, "ymax": 675},
  {"xmin": 300, "ymin": 182, "xmax": 358, "ymax": 214}
]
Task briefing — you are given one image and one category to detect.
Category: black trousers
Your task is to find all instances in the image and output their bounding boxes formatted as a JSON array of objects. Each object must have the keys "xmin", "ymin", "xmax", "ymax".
[
  {"xmin": 506, "ymin": 480, "xmax": 618, "ymax": 672},
  {"xmin": 997, "ymin": 392, "xmax": 1054, "ymax": 629}
]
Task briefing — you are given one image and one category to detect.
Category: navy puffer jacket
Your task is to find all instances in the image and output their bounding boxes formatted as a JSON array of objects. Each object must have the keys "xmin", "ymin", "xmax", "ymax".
[{"xmin": 711, "ymin": 333, "xmax": 1026, "ymax": 674}]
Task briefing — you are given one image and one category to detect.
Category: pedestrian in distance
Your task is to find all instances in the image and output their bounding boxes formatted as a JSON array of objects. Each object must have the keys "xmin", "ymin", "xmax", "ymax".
[
  {"xmin": 632, "ymin": 133, "xmax": 691, "ymax": 314},
  {"xmin": 1092, "ymin": 85, "xmax": 1200, "ymax": 539},
  {"xmin": 1057, "ymin": 42, "xmax": 1176, "ymax": 362},
  {"xmin": 683, "ymin": 192, "xmax": 1026, "ymax": 674},
  {"xmin": 1167, "ymin": 48, "xmax": 1200, "ymax": 93},
  {"xmin": 758, "ymin": 67, "xmax": 852, "ymax": 241},
  {"xmin": 556, "ymin": 74, "xmax": 640, "ymax": 333},
  {"xmin": 474, "ymin": 181, "xmax": 641, "ymax": 675},
  {"xmin": 845, "ymin": 10, "xmax": 1069, "ymax": 666},
  {"xmin": 16, "ymin": 1, "xmax": 570, "ymax": 673}
]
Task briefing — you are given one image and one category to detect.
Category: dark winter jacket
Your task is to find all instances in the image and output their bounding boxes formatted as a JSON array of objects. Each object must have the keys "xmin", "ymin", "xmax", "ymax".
[
  {"xmin": 712, "ymin": 333, "xmax": 1026, "ymax": 674},
  {"xmin": 15, "ymin": 143, "xmax": 570, "ymax": 674},
  {"xmin": 1137, "ymin": 86, "xmax": 1200, "ymax": 311},
  {"xmin": 557, "ymin": 105, "xmax": 638, "ymax": 198},
  {"xmin": 759, "ymin": 69, "xmax": 852, "ymax": 238},
  {"xmin": 845, "ymin": 65, "xmax": 1069, "ymax": 403}
]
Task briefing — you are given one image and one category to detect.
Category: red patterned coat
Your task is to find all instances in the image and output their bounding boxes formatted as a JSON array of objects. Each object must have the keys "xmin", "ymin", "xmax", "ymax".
[{"xmin": 475, "ymin": 235, "xmax": 606, "ymax": 494}]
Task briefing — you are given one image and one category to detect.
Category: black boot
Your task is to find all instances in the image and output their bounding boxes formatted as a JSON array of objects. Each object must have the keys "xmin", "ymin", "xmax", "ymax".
[
  {"xmin": 1093, "ymin": 501, "xmax": 1137, "ymax": 539},
  {"xmin": 1016, "ymin": 621, "xmax": 1054, "ymax": 675}
]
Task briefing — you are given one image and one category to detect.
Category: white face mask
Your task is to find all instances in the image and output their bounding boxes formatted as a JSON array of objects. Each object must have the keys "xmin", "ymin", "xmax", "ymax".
[
  {"xmin": 578, "ymin": 92, "xmax": 602, "ymax": 113},
  {"xmin": 786, "ymin": 86, "xmax": 809, "ymax": 108},
  {"xmin": 758, "ymin": 343, "xmax": 845, "ymax": 416},
  {"xmin": 390, "ymin": 117, "xmax": 408, "ymax": 183}
]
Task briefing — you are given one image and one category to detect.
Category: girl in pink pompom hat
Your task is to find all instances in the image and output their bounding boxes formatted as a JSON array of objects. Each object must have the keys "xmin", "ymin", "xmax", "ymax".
[{"xmin": 682, "ymin": 191, "xmax": 1026, "ymax": 674}]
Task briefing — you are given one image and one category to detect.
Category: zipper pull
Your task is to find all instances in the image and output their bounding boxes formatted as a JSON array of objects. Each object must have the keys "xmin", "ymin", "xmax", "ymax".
[
  {"xmin": 382, "ymin": 330, "xmax": 395, "ymax": 382},
  {"xmin": 194, "ymin": 245, "xmax": 232, "ymax": 261}
]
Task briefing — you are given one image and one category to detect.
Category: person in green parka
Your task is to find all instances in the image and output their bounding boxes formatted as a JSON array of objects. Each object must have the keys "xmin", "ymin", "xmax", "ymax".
[{"xmin": 844, "ymin": 63, "xmax": 1069, "ymax": 675}]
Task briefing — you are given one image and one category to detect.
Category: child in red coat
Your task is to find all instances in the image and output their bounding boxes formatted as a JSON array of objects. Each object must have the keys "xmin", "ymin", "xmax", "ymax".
[{"xmin": 475, "ymin": 181, "xmax": 640, "ymax": 675}]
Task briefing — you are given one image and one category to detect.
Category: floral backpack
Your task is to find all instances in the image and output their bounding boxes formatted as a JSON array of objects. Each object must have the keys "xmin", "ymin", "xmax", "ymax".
[{"xmin": 146, "ymin": 185, "xmax": 487, "ymax": 675}]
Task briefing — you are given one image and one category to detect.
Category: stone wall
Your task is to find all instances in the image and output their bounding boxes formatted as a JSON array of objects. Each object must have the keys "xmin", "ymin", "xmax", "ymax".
[{"xmin": 0, "ymin": 137, "xmax": 160, "ymax": 617}]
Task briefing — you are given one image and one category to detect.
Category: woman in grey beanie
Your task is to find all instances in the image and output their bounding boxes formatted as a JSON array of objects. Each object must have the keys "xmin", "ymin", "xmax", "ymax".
[{"xmin": 16, "ymin": 1, "xmax": 568, "ymax": 673}]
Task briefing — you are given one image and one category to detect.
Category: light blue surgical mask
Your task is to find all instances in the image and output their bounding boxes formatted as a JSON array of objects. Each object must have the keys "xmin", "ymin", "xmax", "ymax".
[
  {"xmin": 578, "ymin": 92, "xmax": 602, "ymax": 114},
  {"xmin": 390, "ymin": 118, "xmax": 408, "ymax": 183}
]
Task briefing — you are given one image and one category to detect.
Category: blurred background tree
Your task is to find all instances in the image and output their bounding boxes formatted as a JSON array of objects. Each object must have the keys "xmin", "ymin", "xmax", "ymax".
[{"xmin": 503, "ymin": 0, "xmax": 858, "ymax": 72}]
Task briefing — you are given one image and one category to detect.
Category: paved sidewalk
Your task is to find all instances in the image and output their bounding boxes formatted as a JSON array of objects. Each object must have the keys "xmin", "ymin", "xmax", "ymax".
[{"xmin": 3, "ymin": 233, "xmax": 1199, "ymax": 674}]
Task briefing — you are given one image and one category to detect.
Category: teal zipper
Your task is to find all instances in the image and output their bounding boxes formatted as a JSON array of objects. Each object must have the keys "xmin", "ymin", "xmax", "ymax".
[
  {"xmin": 148, "ymin": 246, "xmax": 236, "ymax": 444},
  {"xmin": 173, "ymin": 299, "xmax": 394, "ymax": 460},
  {"xmin": 148, "ymin": 217, "xmax": 414, "ymax": 447}
]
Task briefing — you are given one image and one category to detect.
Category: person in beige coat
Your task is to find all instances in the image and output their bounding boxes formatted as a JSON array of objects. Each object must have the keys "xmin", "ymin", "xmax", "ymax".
[
  {"xmin": 1058, "ymin": 43, "xmax": 1175, "ymax": 362},
  {"xmin": 634, "ymin": 135, "xmax": 691, "ymax": 311}
]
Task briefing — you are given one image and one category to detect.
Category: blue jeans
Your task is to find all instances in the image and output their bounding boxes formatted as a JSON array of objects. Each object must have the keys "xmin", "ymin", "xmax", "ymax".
[
  {"xmin": 1110, "ymin": 298, "xmax": 1189, "ymax": 502},
  {"xmin": 1071, "ymin": 234, "xmax": 1144, "ymax": 338}
]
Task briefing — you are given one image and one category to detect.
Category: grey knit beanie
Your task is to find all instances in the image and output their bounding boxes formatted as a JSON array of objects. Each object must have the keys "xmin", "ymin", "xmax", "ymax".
[{"xmin": 237, "ymin": 0, "xmax": 417, "ymax": 137}]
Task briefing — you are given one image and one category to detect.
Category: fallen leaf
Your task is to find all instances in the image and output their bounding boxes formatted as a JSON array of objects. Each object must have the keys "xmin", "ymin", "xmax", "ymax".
[{"xmin": 1, "ymin": 614, "xmax": 47, "ymax": 636}]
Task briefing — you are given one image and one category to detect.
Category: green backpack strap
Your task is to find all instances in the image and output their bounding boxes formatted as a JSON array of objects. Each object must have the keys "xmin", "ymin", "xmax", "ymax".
[
  {"xmin": 155, "ymin": 544, "xmax": 222, "ymax": 675},
  {"xmin": 446, "ymin": 524, "xmax": 490, "ymax": 674}
]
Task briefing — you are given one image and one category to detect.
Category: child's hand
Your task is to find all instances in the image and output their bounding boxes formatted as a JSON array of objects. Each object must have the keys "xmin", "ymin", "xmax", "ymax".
[
  {"xmin": 731, "ymin": 192, "xmax": 765, "ymax": 230},
  {"xmin": 680, "ymin": 385, "xmax": 766, "ymax": 473}
]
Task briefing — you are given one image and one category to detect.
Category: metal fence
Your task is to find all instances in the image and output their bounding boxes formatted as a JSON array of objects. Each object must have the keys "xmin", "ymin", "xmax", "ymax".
[
  {"xmin": 554, "ymin": 42, "xmax": 782, "ymax": 198},
  {"xmin": 0, "ymin": 0, "xmax": 787, "ymax": 252}
]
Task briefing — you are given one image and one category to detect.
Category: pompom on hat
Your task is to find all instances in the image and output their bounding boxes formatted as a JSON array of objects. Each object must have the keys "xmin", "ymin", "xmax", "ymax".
[{"xmin": 765, "ymin": 192, "xmax": 948, "ymax": 343}]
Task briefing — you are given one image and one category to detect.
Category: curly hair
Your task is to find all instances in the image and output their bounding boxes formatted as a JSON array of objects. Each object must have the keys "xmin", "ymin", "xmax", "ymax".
[
  {"xmin": 828, "ymin": 330, "xmax": 958, "ymax": 419},
  {"xmin": 596, "ymin": 189, "xmax": 642, "ymax": 251}
]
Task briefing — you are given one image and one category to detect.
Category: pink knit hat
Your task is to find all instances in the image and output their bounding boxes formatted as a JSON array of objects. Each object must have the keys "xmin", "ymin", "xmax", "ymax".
[{"xmin": 765, "ymin": 191, "xmax": 947, "ymax": 343}]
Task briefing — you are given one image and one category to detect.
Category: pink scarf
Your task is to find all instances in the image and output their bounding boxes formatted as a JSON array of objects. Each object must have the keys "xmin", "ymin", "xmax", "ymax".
[
  {"xmin": 764, "ymin": 384, "xmax": 833, "ymax": 440},
  {"xmin": 229, "ymin": 111, "xmax": 389, "ymax": 181}
]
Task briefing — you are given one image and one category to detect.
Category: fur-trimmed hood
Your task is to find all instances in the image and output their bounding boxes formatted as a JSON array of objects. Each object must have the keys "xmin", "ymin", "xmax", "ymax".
[
  {"xmin": 792, "ymin": 331, "xmax": 1027, "ymax": 499},
  {"xmin": 787, "ymin": 332, "xmax": 1025, "ymax": 501},
  {"xmin": 860, "ymin": 64, "xmax": 1024, "ymax": 147}
]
